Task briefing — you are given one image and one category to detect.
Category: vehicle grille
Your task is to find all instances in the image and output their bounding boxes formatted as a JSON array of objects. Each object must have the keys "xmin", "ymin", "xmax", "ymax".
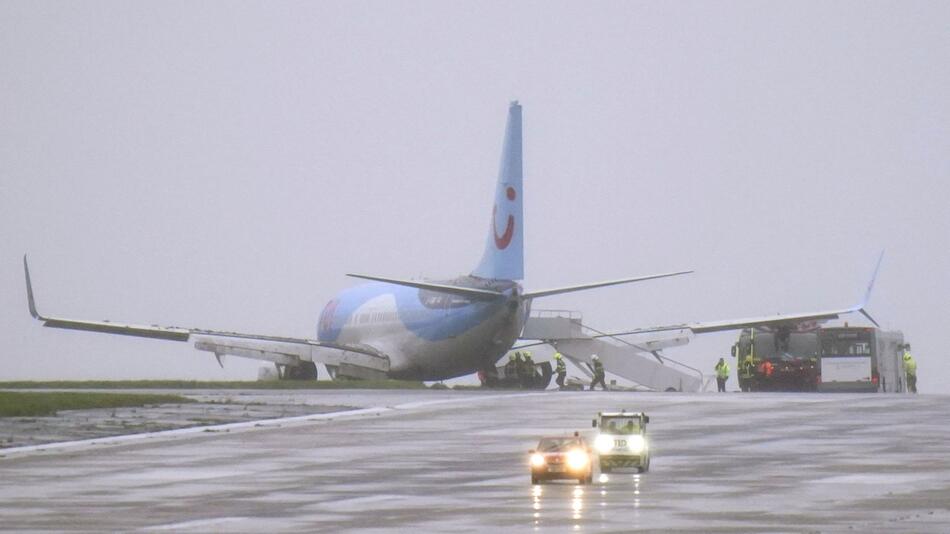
[{"xmin": 602, "ymin": 456, "xmax": 641, "ymax": 467}]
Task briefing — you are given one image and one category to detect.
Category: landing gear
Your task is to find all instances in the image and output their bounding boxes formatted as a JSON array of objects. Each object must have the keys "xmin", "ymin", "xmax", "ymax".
[
  {"xmin": 478, "ymin": 366, "xmax": 500, "ymax": 387},
  {"xmin": 276, "ymin": 361, "xmax": 318, "ymax": 380}
]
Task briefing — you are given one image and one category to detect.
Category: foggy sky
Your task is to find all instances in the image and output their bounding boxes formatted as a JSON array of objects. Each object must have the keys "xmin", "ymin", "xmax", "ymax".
[{"xmin": 2, "ymin": 2, "xmax": 948, "ymax": 392}]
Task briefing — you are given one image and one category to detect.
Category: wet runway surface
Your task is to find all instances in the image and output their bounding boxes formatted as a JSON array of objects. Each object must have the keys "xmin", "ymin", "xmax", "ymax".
[
  {"xmin": 1, "ymin": 390, "xmax": 949, "ymax": 532},
  {"xmin": 0, "ymin": 389, "xmax": 356, "ymax": 448}
]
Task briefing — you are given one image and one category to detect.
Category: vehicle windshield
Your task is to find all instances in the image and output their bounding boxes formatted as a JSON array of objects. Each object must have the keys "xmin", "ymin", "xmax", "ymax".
[
  {"xmin": 601, "ymin": 417, "xmax": 641, "ymax": 434},
  {"xmin": 820, "ymin": 331, "xmax": 872, "ymax": 356},
  {"xmin": 537, "ymin": 437, "xmax": 583, "ymax": 452}
]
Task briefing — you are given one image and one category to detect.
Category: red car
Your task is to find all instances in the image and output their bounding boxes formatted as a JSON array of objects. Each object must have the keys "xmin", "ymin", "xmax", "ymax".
[{"xmin": 529, "ymin": 435, "xmax": 593, "ymax": 484}]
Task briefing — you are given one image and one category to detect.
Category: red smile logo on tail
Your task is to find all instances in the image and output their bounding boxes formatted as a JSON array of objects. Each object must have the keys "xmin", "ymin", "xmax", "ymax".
[{"xmin": 493, "ymin": 187, "xmax": 516, "ymax": 250}]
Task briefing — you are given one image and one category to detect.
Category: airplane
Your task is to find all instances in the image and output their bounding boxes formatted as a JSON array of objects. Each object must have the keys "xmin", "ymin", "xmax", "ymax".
[{"xmin": 22, "ymin": 101, "xmax": 879, "ymax": 383}]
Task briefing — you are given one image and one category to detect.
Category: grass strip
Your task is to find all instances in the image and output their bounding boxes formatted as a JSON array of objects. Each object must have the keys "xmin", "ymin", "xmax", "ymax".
[
  {"xmin": 0, "ymin": 379, "xmax": 428, "ymax": 390},
  {"xmin": 0, "ymin": 391, "xmax": 194, "ymax": 417}
]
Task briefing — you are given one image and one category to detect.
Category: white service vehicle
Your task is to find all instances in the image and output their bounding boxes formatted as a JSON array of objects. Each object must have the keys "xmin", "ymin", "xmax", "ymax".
[{"xmin": 592, "ymin": 410, "xmax": 651, "ymax": 473}]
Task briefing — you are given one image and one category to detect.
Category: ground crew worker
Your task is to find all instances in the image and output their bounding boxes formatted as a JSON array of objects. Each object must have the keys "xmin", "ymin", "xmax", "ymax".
[
  {"xmin": 715, "ymin": 357, "xmax": 730, "ymax": 392},
  {"xmin": 589, "ymin": 354, "xmax": 608, "ymax": 391},
  {"xmin": 903, "ymin": 347, "xmax": 917, "ymax": 394},
  {"xmin": 739, "ymin": 356, "xmax": 755, "ymax": 392},
  {"xmin": 554, "ymin": 352, "xmax": 567, "ymax": 388},
  {"xmin": 520, "ymin": 351, "xmax": 536, "ymax": 388},
  {"xmin": 513, "ymin": 351, "xmax": 526, "ymax": 386},
  {"xmin": 504, "ymin": 353, "xmax": 518, "ymax": 381}
]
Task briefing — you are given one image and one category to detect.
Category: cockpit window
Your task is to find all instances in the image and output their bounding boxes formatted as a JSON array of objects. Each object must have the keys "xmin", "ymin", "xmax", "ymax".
[
  {"xmin": 537, "ymin": 438, "xmax": 583, "ymax": 452},
  {"xmin": 820, "ymin": 331, "xmax": 872, "ymax": 356}
]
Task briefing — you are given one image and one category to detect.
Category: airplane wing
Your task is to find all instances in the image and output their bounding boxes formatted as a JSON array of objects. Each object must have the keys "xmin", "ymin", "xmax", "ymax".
[
  {"xmin": 602, "ymin": 251, "xmax": 885, "ymax": 338},
  {"xmin": 23, "ymin": 256, "xmax": 387, "ymax": 374},
  {"xmin": 599, "ymin": 306, "xmax": 863, "ymax": 338}
]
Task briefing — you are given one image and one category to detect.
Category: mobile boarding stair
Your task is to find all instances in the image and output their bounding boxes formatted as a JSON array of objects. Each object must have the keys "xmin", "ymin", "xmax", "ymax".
[{"xmin": 521, "ymin": 310, "xmax": 703, "ymax": 392}]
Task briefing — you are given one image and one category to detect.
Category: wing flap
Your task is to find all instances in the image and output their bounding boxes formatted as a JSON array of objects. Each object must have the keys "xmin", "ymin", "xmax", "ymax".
[{"xmin": 193, "ymin": 337, "xmax": 391, "ymax": 374}]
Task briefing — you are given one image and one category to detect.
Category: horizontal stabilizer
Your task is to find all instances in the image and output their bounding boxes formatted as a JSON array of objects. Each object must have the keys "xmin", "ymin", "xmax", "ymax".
[
  {"xmin": 345, "ymin": 273, "xmax": 504, "ymax": 299},
  {"xmin": 523, "ymin": 270, "xmax": 692, "ymax": 299}
]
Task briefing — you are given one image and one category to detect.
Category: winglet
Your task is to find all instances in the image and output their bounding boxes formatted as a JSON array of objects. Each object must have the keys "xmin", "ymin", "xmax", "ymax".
[
  {"xmin": 861, "ymin": 250, "xmax": 884, "ymax": 309},
  {"xmin": 854, "ymin": 250, "xmax": 884, "ymax": 327},
  {"xmin": 23, "ymin": 255, "xmax": 43, "ymax": 320}
]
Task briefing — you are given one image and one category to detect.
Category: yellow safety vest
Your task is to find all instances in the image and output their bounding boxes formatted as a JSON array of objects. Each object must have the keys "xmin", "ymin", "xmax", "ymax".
[
  {"xmin": 904, "ymin": 353, "xmax": 917, "ymax": 375},
  {"xmin": 716, "ymin": 362, "xmax": 730, "ymax": 379}
]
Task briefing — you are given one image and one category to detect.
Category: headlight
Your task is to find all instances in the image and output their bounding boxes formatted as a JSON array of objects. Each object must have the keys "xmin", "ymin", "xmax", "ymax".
[
  {"xmin": 628, "ymin": 434, "xmax": 646, "ymax": 454},
  {"xmin": 594, "ymin": 434, "xmax": 614, "ymax": 454},
  {"xmin": 566, "ymin": 449, "xmax": 589, "ymax": 470},
  {"xmin": 530, "ymin": 453, "xmax": 546, "ymax": 467}
]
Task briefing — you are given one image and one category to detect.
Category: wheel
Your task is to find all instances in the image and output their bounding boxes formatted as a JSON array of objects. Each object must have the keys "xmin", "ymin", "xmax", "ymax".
[
  {"xmin": 284, "ymin": 361, "xmax": 318, "ymax": 380},
  {"xmin": 577, "ymin": 476, "xmax": 588, "ymax": 485},
  {"xmin": 531, "ymin": 476, "xmax": 539, "ymax": 484},
  {"xmin": 586, "ymin": 473, "xmax": 593, "ymax": 484}
]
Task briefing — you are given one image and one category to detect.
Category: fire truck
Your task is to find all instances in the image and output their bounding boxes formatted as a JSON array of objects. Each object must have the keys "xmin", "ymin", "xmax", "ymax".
[{"xmin": 731, "ymin": 325, "xmax": 907, "ymax": 393}]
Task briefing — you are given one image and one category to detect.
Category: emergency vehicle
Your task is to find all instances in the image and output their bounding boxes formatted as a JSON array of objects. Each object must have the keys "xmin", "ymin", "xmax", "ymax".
[{"xmin": 731, "ymin": 325, "xmax": 907, "ymax": 392}]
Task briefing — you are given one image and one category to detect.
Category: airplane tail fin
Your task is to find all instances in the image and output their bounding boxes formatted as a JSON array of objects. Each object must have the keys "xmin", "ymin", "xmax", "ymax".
[{"xmin": 471, "ymin": 101, "xmax": 524, "ymax": 281}]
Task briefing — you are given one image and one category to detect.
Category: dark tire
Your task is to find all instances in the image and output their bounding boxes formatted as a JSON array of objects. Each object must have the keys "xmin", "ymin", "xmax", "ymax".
[
  {"xmin": 531, "ymin": 476, "xmax": 539, "ymax": 484},
  {"xmin": 640, "ymin": 455, "xmax": 650, "ymax": 473},
  {"xmin": 577, "ymin": 476, "xmax": 587, "ymax": 485},
  {"xmin": 284, "ymin": 361, "xmax": 318, "ymax": 380}
]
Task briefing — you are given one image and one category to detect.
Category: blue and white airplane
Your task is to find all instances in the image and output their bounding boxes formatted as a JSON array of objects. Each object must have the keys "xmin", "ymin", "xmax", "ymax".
[{"xmin": 23, "ymin": 102, "xmax": 876, "ymax": 382}]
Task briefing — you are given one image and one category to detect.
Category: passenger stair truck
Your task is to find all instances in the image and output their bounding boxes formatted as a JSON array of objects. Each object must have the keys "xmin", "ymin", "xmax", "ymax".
[
  {"xmin": 520, "ymin": 310, "xmax": 703, "ymax": 392},
  {"xmin": 731, "ymin": 325, "xmax": 906, "ymax": 392}
]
